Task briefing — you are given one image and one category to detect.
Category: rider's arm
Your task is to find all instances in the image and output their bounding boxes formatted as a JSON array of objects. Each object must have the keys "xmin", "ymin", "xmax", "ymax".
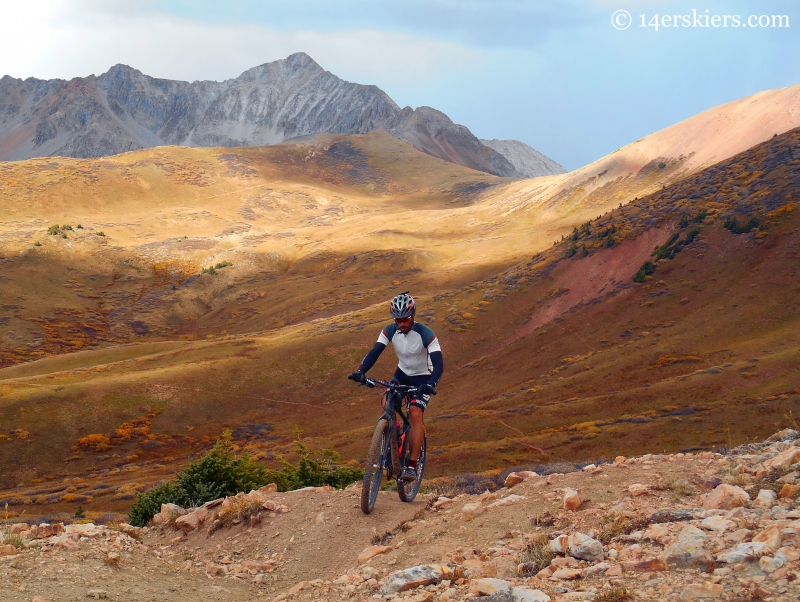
[
  {"xmin": 358, "ymin": 342, "xmax": 387, "ymax": 374},
  {"xmin": 428, "ymin": 350, "xmax": 443, "ymax": 386}
]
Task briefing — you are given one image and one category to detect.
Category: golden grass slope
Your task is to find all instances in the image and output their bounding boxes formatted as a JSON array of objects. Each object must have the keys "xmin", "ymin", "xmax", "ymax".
[{"xmin": 0, "ymin": 120, "xmax": 798, "ymax": 514}]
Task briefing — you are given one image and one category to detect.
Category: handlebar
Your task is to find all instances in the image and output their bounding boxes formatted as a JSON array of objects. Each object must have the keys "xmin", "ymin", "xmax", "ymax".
[{"xmin": 361, "ymin": 377, "xmax": 437, "ymax": 395}]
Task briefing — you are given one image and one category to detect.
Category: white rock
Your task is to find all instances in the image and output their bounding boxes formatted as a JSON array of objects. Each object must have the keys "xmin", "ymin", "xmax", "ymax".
[
  {"xmin": 512, "ymin": 587, "xmax": 551, "ymax": 601},
  {"xmin": 567, "ymin": 532, "xmax": 604, "ymax": 562},
  {"xmin": 489, "ymin": 494, "xmax": 526, "ymax": 508},
  {"xmin": 753, "ymin": 489, "xmax": 778, "ymax": 508},
  {"xmin": 700, "ymin": 516, "xmax": 736, "ymax": 533},
  {"xmin": 716, "ymin": 541, "xmax": 771, "ymax": 563}
]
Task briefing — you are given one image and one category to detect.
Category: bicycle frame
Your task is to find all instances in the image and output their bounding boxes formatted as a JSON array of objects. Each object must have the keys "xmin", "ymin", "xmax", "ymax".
[{"xmin": 363, "ymin": 378, "xmax": 416, "ymax": 479}]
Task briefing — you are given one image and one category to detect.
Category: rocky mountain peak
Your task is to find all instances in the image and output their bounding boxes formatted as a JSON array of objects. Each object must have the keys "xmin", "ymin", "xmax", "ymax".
[{"xmin": 0, "ymin": 54, "xmax": 559, "ymax": 176}]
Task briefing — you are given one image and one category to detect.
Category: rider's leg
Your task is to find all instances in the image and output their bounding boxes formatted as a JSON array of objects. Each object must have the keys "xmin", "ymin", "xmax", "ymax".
[{"xmin": 408, "ymin": 405, "xmax": 424, "ymax": 462}]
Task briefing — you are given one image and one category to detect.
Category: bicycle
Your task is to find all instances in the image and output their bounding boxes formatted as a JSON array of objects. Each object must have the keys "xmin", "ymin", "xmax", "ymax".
[{"xmin": 357, "ymin": 377, "xmax": 435, "ymax": 514}]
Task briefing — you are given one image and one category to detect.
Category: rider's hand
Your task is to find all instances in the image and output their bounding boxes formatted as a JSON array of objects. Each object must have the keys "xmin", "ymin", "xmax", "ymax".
[
  {"xmin": 348, "ymin": 371, "xmax": 366, "ymax": 383},
  {"xmin": 419, "ymin": 383, "xmax": 435, "ymax": 396}
]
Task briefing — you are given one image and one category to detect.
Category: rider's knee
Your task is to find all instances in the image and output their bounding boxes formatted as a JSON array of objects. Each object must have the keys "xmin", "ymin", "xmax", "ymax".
[{"xmin": 409, "ymin": 406, "xmax": 424, "ymax": 424}]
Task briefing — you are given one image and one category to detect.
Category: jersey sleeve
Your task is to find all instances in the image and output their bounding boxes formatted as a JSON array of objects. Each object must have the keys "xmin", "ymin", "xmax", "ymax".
[
  {"xmin": 427, "ymin": 336, "xmax": 441, "ymax": 354},
  {"xmin": 378, "ymin": 323, "xmax": 396, "ymax": 346}
]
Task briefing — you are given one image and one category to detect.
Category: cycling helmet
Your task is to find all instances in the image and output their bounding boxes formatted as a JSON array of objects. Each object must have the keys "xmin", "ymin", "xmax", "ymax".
[{"xmin": 390, "ymin": 292, "xmax": 416, "ymax": 319}]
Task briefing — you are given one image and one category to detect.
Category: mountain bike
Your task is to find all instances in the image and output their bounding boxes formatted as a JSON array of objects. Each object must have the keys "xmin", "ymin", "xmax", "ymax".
[{"xmin": 357, "ymin": 377, "xmax": 435, "ymax": 514}]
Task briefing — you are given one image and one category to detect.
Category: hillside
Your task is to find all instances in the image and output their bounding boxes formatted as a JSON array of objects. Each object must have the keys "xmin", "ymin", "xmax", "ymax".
[
  {"xmin": 0, "ymin": 53, "xmax": 521, "ymax": 177},
  {"xmin": 0, "ymin": 113, "xmax": 798, "ymax": 520}
]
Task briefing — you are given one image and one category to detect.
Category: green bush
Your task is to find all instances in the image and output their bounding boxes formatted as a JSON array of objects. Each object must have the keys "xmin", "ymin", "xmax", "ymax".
[
  {"xmin": 61, "ymin": 224, "xmax": 73, "ymax": 231},
  {"xmin": 128, "ymin": 429, "xmax": 361, "ymax": 526},
  {"xmin": 678, "ymin": 214, "xmax": 689, "ymax": 228},
  {"xmin": 565, "ymin": 244, "xmax": 578, "ymax": 258},
  {"xmin": 264, "ymin": 434, "xmax": 363, "ymax": 492},
  {"xmin": 693, "ymin": 209, "xmax": 707, "ymax": 223},
  {"xmin": 47, "ymin": 225, "xmax": 60, "ymax": 235},
  {"xmin": 633, "ymin": 260, "xmax": 657, "ymax": 283},
  {"xmin": 603, "ymin": 235, "xmax": 615, "ymax": 248},
  {"xmin": 95, "ymin": 231, "xmax": 105, "ymax": 237},
  {"xmin": 724, "ymin": 216, "xmax": 759, "ymax": 234}
]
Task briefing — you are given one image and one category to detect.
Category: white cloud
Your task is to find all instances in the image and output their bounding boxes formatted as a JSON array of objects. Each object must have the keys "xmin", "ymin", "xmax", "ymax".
[{"xmin": 0, "ymin": 0, "xmax": 483, "ymax": 88}]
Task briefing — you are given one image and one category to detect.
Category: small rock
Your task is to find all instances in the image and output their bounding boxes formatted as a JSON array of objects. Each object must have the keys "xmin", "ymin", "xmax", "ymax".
[
  {"xmin": 358, "ymin": 545, "xmax": 392, "ymax": 564},
  {"xmin": 24, "ymin": 523, "xmax": 65, "ymax": 540},
  {"xmin": 551, "ymin": 557, "xmax": 580, "ymax": 568},
  {"xmin": 752, "ymin": 525, "xmax": 782, "ymax": 550},
  {"xmin": 678, "ymin": 583, "xmax": 724, "ymax": 599},
  {"xmin": 433, "ymin": 497, "xmax": 454, "ymax": 509},
  {"xmin": 86, "ymin": 591, "xmax": 108, "ymax": 600},
  {"xmin": 549, "ymin": 535, "xmax": 569, "ymax": 555},
  {"xmin": 461, "ymin": 502, "xmax": 484, "ymax": 520},
  {"xmin": 175, "ymin": 506, "xmax": 209, "ymax": 532},
  {"xmin": 779, "ymin": 483, "xmax": 800, "ymax": 498},
  {"xmin": 701, "ymin": 516, "xmax": 736, "ymax": 533},
  {"xmin": 258, "ymin": 482, "xmax": 278, "ymax": 493},
  {"xmin": 551, "ymin": 568, "xmax": 582, "ymax": 580},
  {"xmin": 581, "ymin": 562, "xmax": 610, "ymax": 578},
  {"xmin": 628, "ymin": 483, "xmax": 650, "ymax": 497},
  {"xmin": 472, "ymin": 578, "xmax": 513, "ymax": 595},
  {"xmin": 563, "ymin": 488, "xmax": 581, "ymax": 511},
  {"xmin": 380, "ymin": 565, "xmax": 444, "ymax": 594},
  {"xmin": 664, "ymin": 525, "xmax": 713, "ymax": 567},
  {"xmin": 716, "ymin": 541, "xmax": 771, "ymax": 563},
  {"xmin": 567, "ymin": 532, "xmax": 604, "ymax": 562},
  {"xmin": 0, "ymin": 544, "xmax": 17, "ymax": 556},
  {"xmin": 691, "ymin": 474, "xmax": 723, "ymax": 491},
  {"xmin": 764, "ymin": 447, "xmax": 800, "ymax": 471},
  {"xmin": 758, "ymin": 553, "xmax": 786, "ymax": 573},
  {"xmin": 32, "ymin": 597, "xmax": 46, "ymax": 602},
  {"xmin": 753, "ymin": 489, "xmax": 778, "ymax": 508},
  {"xmin": 288, "ymin": 581, "xmax": 308, "ymax": 595},
  {"xmin": 622, "ymin": 557, "xmax": 667, "ymax": 571},
  {"xmin": 511, "ymin": 587, "xmax": 551, "ymax": 602},
  {"xmin": 489, "ymin": 494, "xmax": 526, "ymax": 508},
  {"xmin": 702, "ymin": 484, "xmax": 750, "ymax": 510}
]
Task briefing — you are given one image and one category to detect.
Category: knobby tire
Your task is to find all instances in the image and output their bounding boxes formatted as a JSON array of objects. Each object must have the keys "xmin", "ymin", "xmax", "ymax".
[
  {"xmin": 361, "ymin": 418, "xmax": 389, "ymax": 514},
  {"xmin": 397, "ymin": 434, "xmax": 426, "ymax": 503}
]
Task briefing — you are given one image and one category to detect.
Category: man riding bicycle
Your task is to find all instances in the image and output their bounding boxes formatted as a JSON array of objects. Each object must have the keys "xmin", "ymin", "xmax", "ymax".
[{"xmin": 349, "ymin": 292, "xmax": 443, "ymax": 482}]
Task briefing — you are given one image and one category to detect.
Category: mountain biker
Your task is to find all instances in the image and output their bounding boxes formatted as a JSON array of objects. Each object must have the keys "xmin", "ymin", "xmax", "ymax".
[{"xmin": 348, "ymin": 292, "xmax": 443, "ymax": 482}]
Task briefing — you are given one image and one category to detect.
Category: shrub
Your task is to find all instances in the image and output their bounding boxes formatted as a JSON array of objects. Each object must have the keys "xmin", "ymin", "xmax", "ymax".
[
  {"xmin": 724, "ymin": 216, "xmax": 759, "ymax": 234},
  {"xmin": 61, "ymin": 224, "xmax": 73, "ymax": 231},
  {"xmin": 76, "ymin": 434, "xmax": 111, "ymax": 452},
  {"xmin": 128, "ymin": 429, "xmax": 361, "ymax": 526},
  {"xmin": 47, "ymin": 225, "xmax": 60, "ymax": 235},
  {"xmin": 95, "ymin": 231, "xmax": 105, "ymax": 237},
  {"xmin": 33, "ymin": 241, "xmax": 41, "ymax": 247},
  {"xmin": 74, "ymin": 505, "xmax": 86, "ymax": 519},
  {"xmin": 678, "ymin": 214, "xmax": 689, "ymax": 228},
  {"xmin": 693, "ymin": 209, "xmax": 707, "ymax": 223},
  {"xmin": 264, "ymin": 433, "xmax": 363, "ymax": 492},
  {"xmin": 603, "ymin": 235, "xmax": 615, "ymax": 248},
  {"xmin": 566, "ymin": 245, "xmax": 577, "ymax": 258}
]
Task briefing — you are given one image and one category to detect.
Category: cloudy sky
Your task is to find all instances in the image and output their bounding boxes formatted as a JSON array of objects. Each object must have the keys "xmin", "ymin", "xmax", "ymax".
[{"xmin": 0, "ymin": 0, "xmax": 797, "ymax": 170}]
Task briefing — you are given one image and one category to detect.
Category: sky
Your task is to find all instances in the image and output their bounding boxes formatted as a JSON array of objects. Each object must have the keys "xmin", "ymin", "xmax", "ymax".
[{"xmin": 0, "ymin": 0, "xmax": 797, "ymax": 170}]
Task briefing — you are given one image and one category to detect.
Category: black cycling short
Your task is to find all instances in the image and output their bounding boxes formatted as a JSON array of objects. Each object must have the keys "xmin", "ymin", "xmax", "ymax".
[{"xmin": 392, "ymin": 367, "xmax": 432, "ymax": 412}]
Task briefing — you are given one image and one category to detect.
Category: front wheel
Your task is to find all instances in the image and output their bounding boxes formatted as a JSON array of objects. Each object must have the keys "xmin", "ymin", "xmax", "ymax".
[
  {"xmin": 361, "ymin": 418, "xmax": 389, "ymax": 514},
  {"xmin": 397, "ymin": 434, "xmax": 426, "ymax": 503}
]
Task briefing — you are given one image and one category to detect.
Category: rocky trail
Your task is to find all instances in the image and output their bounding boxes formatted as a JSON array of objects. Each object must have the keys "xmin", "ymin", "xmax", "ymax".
[{"xmin": 4, "ymin": 430, "xmax": 800, "ymax": 601}]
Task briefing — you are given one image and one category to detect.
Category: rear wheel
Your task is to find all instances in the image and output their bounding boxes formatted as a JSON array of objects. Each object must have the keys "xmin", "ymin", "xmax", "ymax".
[
  {"xmin": 361, "ymin": 418, "xmax": 389, "ymax": 514},
  {"xmin": 397, "ymin": 434, "xmax": 426, "ymax": 503}
]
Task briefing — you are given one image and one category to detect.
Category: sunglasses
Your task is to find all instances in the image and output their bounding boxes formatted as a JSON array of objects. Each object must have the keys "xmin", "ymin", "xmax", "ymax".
[{"xmin": 394, "ymin": 317, "xmax": 413, "ymax": 325}]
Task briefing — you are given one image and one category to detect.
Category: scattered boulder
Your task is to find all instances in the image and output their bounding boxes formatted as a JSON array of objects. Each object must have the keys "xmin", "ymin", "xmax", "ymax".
[
  {"xmin": 22, "ymin": 522, "xmax": 65, "ymax": 540},
  {"xmin": 258, "ymin": 483, "xmax": 278, "ymax": 493},
  {"xmin": 566, "ymin": 532, "xmax": 604, "ymax": 561},
  {"xmin": 380, "ymin": 564, "xmax": 444, "ymax": 594},
  {"xmin": 752, "ymin": 488, "xmax": 777, "ymax": 508},
  {"xmin": 511, "ymin": 587, "xmax": 551, "ymax": 602},
  {"xmin": 628, "ymin": 483, "xmax": 650, "ymax": 497},
  {"xmin": 716, "ymin": 541, "xmax": 771, "ymax": 563},
  {"xmin": 175, "ymin": 506, "xmax": 209, "ymax": 532},
  {"xmin": 664, "ymin": 525, "xmax": 713, "ymax": 567},
  {"xmin": 764, "ymin": 446, "xmax": 800, "ymax": 471},
  {"xmin": 563, "ymin": 488, "xmax": 581, "ymax": 511},
  {"xmin": 358, "ymin": 545, "xmax": 392, "ymax": 564},
  {"xmin": 461, "ymin": 502, "xmax": 485, "ymax": 520},
  {"xmin": 752, "ymin": 525, "xmax": 782, "ymax": 550},
  {"xmin": 779, "ymin": 483, "xmax": 800, "ymax": 498},
  {"xmin": 700, "ymin": 515, "xmax": 736, "ymax": 533},
  {"xmin": 702, "ymin": 484, "xmax": 750, "ymax": 510},
  {"xmin": 551, "ymin": 567, "xmax": 582, "ymax": 580},
  {"xmin": 504, "ymin": 471, "xmax": 537, "ymax": 487},
  {"xmin": 152, "ymin": 503, "xmax": 185, "ymax": 524},
  {"xmin": 0, "ymin": 544, "xmax": 18, "ymax": 556},
  {"xmin": 471, "ymin": 578, "xmax": 513, "ymax": 596}
]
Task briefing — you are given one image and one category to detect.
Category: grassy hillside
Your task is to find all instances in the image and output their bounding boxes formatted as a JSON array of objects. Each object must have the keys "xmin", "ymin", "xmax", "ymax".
[{"xmin": 0, "ymin": 129, "xmax": 798, "ymax": 516}]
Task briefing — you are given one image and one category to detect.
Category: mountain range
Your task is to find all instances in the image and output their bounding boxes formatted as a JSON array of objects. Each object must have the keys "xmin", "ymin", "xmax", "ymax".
[{"xmin": 0, "ymin": 52, "xmax": 558, "ymax": 177}]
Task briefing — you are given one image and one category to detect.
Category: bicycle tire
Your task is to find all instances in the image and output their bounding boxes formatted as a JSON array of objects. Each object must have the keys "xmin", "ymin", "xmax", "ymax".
[
  {"xmin": 397, "ymin": 434, "xmax": 426, "ymax": 503},
  {"xmin": 361, "ymin": 418, "xmax": 389, "ymax": 514}
]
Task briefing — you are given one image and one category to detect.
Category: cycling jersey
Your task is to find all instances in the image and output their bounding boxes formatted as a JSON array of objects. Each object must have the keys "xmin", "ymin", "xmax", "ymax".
[
  {"xmin": 358, "ymin": 321, "xmax": 443, "ymax": 387},
  {"xmin": 377, "ymin": 322, "xmax": 441, "ymax": 376}
]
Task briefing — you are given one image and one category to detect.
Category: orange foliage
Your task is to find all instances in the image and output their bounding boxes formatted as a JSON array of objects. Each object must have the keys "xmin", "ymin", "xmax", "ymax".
[{"xmin": 76, "ymin": 433, "xmax": 111, "ymax": 452}]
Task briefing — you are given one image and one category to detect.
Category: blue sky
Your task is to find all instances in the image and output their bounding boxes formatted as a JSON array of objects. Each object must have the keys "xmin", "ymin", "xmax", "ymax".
[{"xmin": 0, "ymin": 0, "xmax": 797, "ymax": 170}]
